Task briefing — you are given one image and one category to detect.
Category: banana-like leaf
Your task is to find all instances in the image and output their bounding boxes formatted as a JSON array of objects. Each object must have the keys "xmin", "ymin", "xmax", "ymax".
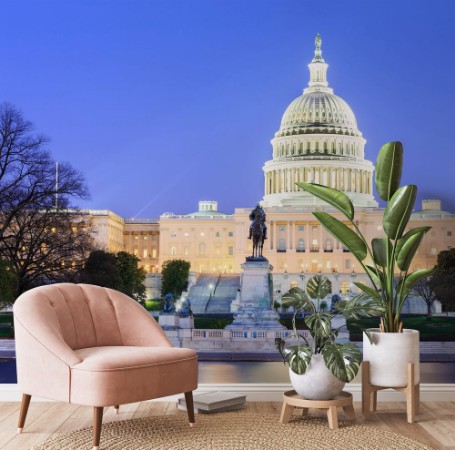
[
  {"xmin": 354, "ymin": 281, "xmax": 381, "ymax": 301},
  {"xmin": 364, "ymin": 264, "xmax": 385, "ymax": 288},
  {"xmin": 313, "ymin": 211, "xmax": 367, "ymax": 261},
  {"xmin": 286, "ymin": 345, "xmax": 313, "ymax": 375},
  {"xmin": 336, "ymin": 293, "xmax": 385, "ymax": 319},
  {"xmin": 322, "ymin": 343, "xmax": 362, "ymax": 382},
  {"xmin": 306, "ymin": 274, "xmax": 332, "ymax": 300},
  {"xmin": 305, "ymin": 313, "xmax": 332, "ymax": 338},
  {"xmin": 372, "ymin": 238, "xmax": 390, "ymax": 267},
  {"xmin": 383, "ymin": 185, "xmax": 417, "ymax": 241},
  {"xmin": 395, "ymin": 227, "xmax": 431, "ymax": 271},
  {"xmin": 397, "ymin": 268, "xmax": 435, "ymax": 300},
  {"xmin": 375, "ymin": 141, "xmax": 403, "ymax": 201},
  {"xmin": 296, "ymin": 182, "xmax": 354, "ymax": 220}
]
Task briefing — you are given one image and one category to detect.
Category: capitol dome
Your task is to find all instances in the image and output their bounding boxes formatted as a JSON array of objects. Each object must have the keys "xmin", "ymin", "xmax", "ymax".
[
  {"xmin": 262, "ymin": 34, "xmax": 377, "ymax": 209},
  {"xmin": 279, "ymin": 91, "xmax": 359, "ymax": 136}
]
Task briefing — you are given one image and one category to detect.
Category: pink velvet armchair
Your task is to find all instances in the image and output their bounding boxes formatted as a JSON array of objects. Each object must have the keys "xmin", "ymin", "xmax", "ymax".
[{"xmin": 13, "ymin": 283, "xmax": 198, "ymax": 449}]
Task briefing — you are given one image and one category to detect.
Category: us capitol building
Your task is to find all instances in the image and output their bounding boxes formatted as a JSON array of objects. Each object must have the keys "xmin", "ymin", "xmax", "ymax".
[{"xmin": 83, "ymin": 35, "xmax": 455, "ymax": 301}]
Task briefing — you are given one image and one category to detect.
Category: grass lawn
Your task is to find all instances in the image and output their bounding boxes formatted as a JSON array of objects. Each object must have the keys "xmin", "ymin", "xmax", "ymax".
[{"xmin": 348, "ymin": 316, "xmax": 455, "ymax": 341}]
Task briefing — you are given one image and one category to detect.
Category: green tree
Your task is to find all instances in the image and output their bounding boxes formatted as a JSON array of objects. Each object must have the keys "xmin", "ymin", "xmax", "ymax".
[
  {"xmin": 115, "ymin": 251, "xmax": 146, "ymax": 302},
  {"xmin": 79, "ymin": 250, "xmax": 120, "ymax": 289},
  {"xmin": 429, "ymin": 249, "xmax": 455, "ymax": 312},
  {"xmin": 161, "ymin": 259, "xmax": 190, "ymax": 298},
  {"xmin": 79, "ymin": 250, "xmax": 146, "ymax": 302},
  {"xmin": 0, "ymin": 259, "xmax": 17, "ymax": 307}
]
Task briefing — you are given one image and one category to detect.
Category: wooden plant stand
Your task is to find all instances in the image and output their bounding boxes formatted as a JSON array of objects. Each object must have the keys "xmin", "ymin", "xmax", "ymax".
[
  {"xmin": 280, "ymin": 390, "xmax": 356, "ymax": 430},
  {"xmin": 362, "ymin": 361, "xmax": 420, "ymax": 424}
]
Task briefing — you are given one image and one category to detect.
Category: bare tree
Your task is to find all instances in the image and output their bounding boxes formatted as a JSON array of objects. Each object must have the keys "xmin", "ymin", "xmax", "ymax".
[
  {"xmin": 412, "ymin": 277, "xmax": 437, "ymax": 316},
  {"xmin": 0, "ymin": 102, "xmax": 87, "ymax": 240},
  {"xmin": 0, "ymin": 102, "xmax": 93, "ymax": 297}
]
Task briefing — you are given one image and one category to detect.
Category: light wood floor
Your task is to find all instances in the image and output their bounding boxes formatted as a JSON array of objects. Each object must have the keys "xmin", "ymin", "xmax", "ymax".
[{"xmin": 1, "ymin": 400, "xmax": 454, "ymax": 449}]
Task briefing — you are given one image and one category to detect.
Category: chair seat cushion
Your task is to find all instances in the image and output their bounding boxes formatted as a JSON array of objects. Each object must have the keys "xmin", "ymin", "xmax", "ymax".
[{"xmin": 70, "ymin": 346, "xmax": 198, "ymax": 406}]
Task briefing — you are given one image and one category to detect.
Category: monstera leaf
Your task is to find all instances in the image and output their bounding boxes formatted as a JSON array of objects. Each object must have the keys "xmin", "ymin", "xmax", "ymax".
[
  {"xmin": 278, "ymin": 344, "xmax": 313, "ymax": 375},
  {"xmin": 323, "ymin": 343, "xmax": 362, "ymax": 383},
  {"xmin": 305, "ymin": 312, "xmax": 332, "ymax": 338},
  {"xmin": 281, "ymin": 287, "xmax": 313, "ymax": 310},
  {"xmin": 306, "ymin": 274, "xmax": 332, "ymax": 300}
]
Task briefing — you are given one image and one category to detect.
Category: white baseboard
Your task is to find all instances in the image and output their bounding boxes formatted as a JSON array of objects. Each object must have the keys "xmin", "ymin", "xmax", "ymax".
[{"xmin": 2, "ymin": 383, "xmax": 455, "ymax": 403}]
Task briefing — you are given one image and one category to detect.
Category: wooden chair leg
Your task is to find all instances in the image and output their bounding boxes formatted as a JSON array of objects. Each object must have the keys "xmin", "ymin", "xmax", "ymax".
[
  {"xmin": 17, "ymin": 394, "xmax": 32, "ymax": 433},
  {"xmin": 93, "ymin": 407, "xmax": 104, "ymax": 450},
  {"xmin": 361, "ymin": 361, "xmax": 370, "ymax": 415},
  {"xmin": 184, "ymin": 391, "xmax": 195, "ymax": 427}
]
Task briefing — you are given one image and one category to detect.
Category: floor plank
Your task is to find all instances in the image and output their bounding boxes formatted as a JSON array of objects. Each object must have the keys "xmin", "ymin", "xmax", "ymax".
[{"xmin": 1, "ymin": 400, "xmax": 454, "ymax": 450}]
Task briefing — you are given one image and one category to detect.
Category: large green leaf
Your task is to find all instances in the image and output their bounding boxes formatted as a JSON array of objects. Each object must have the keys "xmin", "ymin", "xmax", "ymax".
[
  {"xmin": 285, "ymin": 344, "xmax": 313, "ymax": 375},
  {"xmin": 375, "ymin": 141, "xmax": 403, "ymax": 201},
  {"xmin": 395, "ymin": 227, "xmax": 431, "ymax": 271},
  {"xmin": 296, "ymin": 182, "xmax": 354, "ymax": 220},
  {"xmin": 372, "ymin": 238, "xmax": 390, "ymax": 267},
  {"xmin": 322, "ymin": 343, "xmax": 362, "ymax": 382},
  {"xmin": 306, "ymin": 274, "xmax": 332, "ymax": 300},
  {"xmin": 281, "ymin": 287, "xmax": 313, "ymax": 310},
  {"xmin": 305, "ymin": 313, "xmax": 332, "ymax": 338},
  {"xmin": 313, "ymin": 212, "xmax": 367, "ymax": 261},
  {"xmin": 397, "ymin": 268, "xmax": 435, "ymax": 300},
  {"xmin": 383, "ymin": 185, "xmax": 417, "ymax": 241},
  {"xmin": 335, "ymin": 293, "xmax": 385, "ymax": 319},
  {"xmin": 364, "ymin": 264, "xmax": 385, "ymax": 288},
  {"xmin": 353, "ymin": 281, "xmax": 381, "ymax": 301}
]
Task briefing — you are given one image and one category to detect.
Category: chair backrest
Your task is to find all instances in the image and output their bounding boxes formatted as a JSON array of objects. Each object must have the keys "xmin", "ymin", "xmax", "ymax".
[{"xmin": 14, "ymin": 283, "xmax": 145, "ymax": 350}]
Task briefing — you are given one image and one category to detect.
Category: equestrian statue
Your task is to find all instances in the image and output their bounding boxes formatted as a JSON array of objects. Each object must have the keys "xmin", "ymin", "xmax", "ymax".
[{"xmin": 248, "ymin": 203, "xmax": 267, "ymax": 259}]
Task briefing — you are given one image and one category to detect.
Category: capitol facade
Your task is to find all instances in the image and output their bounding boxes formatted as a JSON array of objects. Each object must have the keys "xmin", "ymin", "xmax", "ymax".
[{"xmin": 83, "ymin": 36, "xmax": 455, "ymax": 300}]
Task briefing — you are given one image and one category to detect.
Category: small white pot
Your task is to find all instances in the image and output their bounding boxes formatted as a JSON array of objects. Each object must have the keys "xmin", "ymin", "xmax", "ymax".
[
  {"xmin": 289, "ymin": 354, "xmax": 345, "ymax": 400},
  {"xmin": 363, "ymin": 328, "xmax": 420, "ymax": 387}
]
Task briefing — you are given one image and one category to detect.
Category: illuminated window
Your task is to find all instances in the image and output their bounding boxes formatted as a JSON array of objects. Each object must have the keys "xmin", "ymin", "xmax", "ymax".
[
  {"xmin": 311, "ymin": 239, "xmax": 318, "ymax": 252},
  {"xmin": 72, "ymin": 226, "xmax": 77, "ymax": 232},
  {"xmin": 134, "ymin": 248, "xmax": 138, "ymax": 256},
  {"xmin": 134, "ymin": 236, "xmax": 139, "ymax": 240},
  {"xmin": 143, "ymin": 249, "xmax": 148, "ymax": 258},
  {"xmin": 51, "ymin": 227, "xmax": 56, "ymax": 233},
  {"xmin": 184, "ymin": 232, "xmax": 189, "ymax": 237},
  {"xmin": 184, "ymin": 246, "xmax": 189, "ymax": 255},
  {"xmin": 152, "ymin": 249, "xmax": 157, "ymax": 258},
  {"xmin": 200, "ymin": 232, "xmax": 205, "ymax": 237},
  {"xmin": 143, "ymin": 236, "xmax": 148, "ymax": 240},
  {"xmin": 171, "ymin": 247, "xmax": 176, "ymax": 256}
]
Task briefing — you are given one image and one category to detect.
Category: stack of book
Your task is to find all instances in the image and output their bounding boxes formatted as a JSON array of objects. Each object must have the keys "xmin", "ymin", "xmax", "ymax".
[{"xmin": 177, "ymin": 391, "xmax": 246, "ymax": 414}]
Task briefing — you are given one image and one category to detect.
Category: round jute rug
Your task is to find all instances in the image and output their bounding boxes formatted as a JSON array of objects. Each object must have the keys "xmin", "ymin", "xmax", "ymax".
[{"xmin": 32, "ymin": 412, "xmax": 434, "ymax": 450}]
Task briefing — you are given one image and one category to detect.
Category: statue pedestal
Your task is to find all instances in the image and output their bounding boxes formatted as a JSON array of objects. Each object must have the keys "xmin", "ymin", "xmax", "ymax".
[
  {"xmin": 178, "ymin": 316, "xmax": 195, "ymax": 329},
  {"xmin": 226, "ymin": 260, "xmax": 285, "ymax": 330},
  {"xmin": 158, "ymin": 313, "xmax": 179, "ymax": 329}
]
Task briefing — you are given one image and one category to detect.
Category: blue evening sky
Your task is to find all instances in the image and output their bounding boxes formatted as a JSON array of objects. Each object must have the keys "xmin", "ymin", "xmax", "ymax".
[{"xmin": 1, "ymin": 0, "xmax": 454, "ymax": 218}]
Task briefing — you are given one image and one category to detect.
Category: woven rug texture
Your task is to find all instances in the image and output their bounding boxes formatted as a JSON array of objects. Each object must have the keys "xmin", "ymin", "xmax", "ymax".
[{"xmin": 32, "ymin": 412, "xmax": 435, "ymax": 450}]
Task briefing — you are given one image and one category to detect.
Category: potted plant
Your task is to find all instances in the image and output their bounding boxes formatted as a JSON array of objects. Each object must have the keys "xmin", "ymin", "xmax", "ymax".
[
  {"xmin": 276, "ymin": 275, "xmax": 380, "ymax": 400},
  {"xmin": 296, "ymin": 141, "xmax": 433, "ymax": 387}
]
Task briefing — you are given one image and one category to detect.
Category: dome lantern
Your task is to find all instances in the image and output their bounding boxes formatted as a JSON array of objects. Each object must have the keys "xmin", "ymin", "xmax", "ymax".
[{"xmin": 306, "ymin": 33, "xmax": 331, "ymax": 93}]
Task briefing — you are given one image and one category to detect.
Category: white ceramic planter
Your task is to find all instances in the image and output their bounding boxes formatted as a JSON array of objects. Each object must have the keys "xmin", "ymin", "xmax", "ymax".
[
  {"xmin": 363, "ymin": 328, "xmax": 420, "ymax": 387},
  {"xmin": 289, "ymin": 354, "xmax": 345, "ymax": 400}
]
